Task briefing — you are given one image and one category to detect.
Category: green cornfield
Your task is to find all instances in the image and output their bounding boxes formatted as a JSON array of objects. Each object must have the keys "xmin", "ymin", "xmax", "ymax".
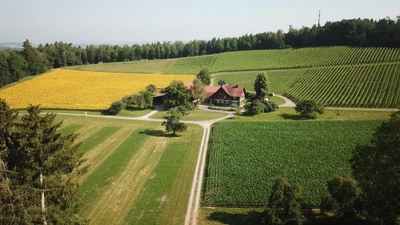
[
  {"xmin": 208, "ymin": 46, "xmax": 400, "ymax": 72},
  {"xmin": 165, "ymin": 54, "xmax": 217, "ymax": 74},
  {"xmin": 285, "ymin": 63, "xmax": 400, "ymax": 108},
  {"xmin": 203, "ymin": 120, "xmax": 381, "ymax": 207}
]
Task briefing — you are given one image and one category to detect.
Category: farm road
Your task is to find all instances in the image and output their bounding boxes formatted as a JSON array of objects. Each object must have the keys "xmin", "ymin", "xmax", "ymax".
[{"xmin": 52, "ymin": 109, "xmax": 234, "ymax": 225}]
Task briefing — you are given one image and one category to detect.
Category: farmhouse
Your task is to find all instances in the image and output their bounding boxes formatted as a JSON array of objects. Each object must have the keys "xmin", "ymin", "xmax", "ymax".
[
  {"xmin": 185, "ymin": 83, "xmax": 246, "ymax": 107},
  {"xmin": 207, "ymin": 84, "xmax": 246, "ymax": 107}
]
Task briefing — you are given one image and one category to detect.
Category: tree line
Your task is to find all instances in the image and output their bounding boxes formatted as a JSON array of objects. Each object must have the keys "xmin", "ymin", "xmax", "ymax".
[{"xmin": 1, "ymin": 16, "xmax": 399, "ymax": 88}]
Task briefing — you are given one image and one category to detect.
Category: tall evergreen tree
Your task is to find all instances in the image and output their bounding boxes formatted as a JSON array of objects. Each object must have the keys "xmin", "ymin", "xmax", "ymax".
[
  {"xmin": 0, "ymin": 102, "xmax": 86, "ymax": 224},
  {"xmin": 254, "ymin": 72, "xmax": 269, "ymax": 101}
]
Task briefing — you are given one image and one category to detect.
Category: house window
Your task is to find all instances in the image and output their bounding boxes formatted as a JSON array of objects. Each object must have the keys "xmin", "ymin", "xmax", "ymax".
[{"xmin": 224, "ymin": 96, "xmax": 226, "ymax": 99}]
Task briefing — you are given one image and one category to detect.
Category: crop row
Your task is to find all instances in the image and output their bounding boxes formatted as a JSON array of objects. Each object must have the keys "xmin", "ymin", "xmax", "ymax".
[
  {"xmin": 0, "ymin": 70, "xmax": 195, "ymax": 110},
  {"xmin": 208, "ymin": 46, "xmax": 400, "ymax": 72},
  {"xmin": 285, "ymin": 63, "xmax": 400, "ymax": 108},
  {"xmin": 203, "ymin": 120, "xmax": 381, "ymax": 207},
  {"xmin": 165, "ymin": 54, "xmax": 217, "ymax": 74}
]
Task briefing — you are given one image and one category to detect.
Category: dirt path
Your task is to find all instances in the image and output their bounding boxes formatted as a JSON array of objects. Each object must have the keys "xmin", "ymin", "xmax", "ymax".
[{"xmin": 274, "ymin": 94, "xmax": 296, "ymax": 107}]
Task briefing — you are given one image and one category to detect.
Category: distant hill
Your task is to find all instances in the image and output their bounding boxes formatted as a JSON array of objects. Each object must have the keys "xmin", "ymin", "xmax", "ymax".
[{"xmin": 0, "ymin": 42, "xmax": 24, "ymax": 50}]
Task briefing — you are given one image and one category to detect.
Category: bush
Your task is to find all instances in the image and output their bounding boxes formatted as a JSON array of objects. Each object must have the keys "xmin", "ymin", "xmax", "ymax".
[
  {"xmin": 264, "ymin": 101, "xmax": 278, "ymax": 112},
  {"xmin": 295, "ymin": 100, "xmax": 324, "ymax": 118},
  {"xmin": 107, "ymin": 101, "xmax": 124, "ymax": 115}
]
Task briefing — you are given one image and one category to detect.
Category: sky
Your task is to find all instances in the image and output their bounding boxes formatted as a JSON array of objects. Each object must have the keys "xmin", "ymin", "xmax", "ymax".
[{"xmin": 0, "ymin": 0, "xmax": 398, "ymax": 45}]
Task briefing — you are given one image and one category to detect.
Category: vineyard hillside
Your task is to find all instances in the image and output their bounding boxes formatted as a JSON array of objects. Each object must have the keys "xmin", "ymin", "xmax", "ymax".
[
  {"xmin": 209, "ymin": 46, "xmax": 400, "ymax": 72},
  {"xmin": 165, "ymin": 54, "xmax": 217, "ymax": 74},
  {"xmin": 204, "ymin": 120, "xmax": 381, "ymax": 207},
  {"xmin": 285, "ymin": 63, "xmax": 400, "ymax": 108}
]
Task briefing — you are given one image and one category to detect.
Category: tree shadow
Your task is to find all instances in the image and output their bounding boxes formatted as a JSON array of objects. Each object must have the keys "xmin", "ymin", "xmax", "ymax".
[
  {"xmin": 206, "ymin": 211, "xmax": 263, "ymax": 225},
  {"xmin": 139, "ymin": 129, "xmax": 177, "ymax": 138},
  {"xmin": 125, "ymin": 105, "xmax": 154, "ymax": 111},
  {"xmin": 280, "ymin": 113, "xmax": 316, "ymax": 120},
  {"xmin": 100, "ymin": 110, "xmax": 113, "ymax": 115}
]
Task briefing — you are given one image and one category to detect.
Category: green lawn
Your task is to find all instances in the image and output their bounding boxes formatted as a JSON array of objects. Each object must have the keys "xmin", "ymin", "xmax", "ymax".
[
  {"xmin": 269, "ymin": 96, "xmax": 286, "ymax": 105},
  {"xmin": 29, "ymin": 109, "xmax": 152, "ymax": 117},
  {"xmin": 150, "ymin": 109, "xmax": 228, "ymax": 121},
  {"xmin": 231, "ymin": 107, "xmax": 393, "ymax": 121},
  {"xmin": 212, "ymin": 69, "xmax": 308, "ymax": 94},
  {"xmin": 66, "ymin": 59, "xmax": 177, "ymax": 74}
]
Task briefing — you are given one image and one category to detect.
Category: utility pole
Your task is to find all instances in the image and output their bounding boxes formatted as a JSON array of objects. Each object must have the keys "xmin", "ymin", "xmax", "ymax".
[{"xmin": 318, "ymin": 10, "xmax": 321, "ymax": 28}]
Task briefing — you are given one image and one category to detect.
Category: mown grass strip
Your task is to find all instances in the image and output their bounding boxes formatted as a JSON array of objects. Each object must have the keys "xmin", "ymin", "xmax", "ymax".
[
  {"xmin": 57, "ymin": 124, "xmax": 84, "ymax": 135},
  {"xmin": 79, "ymin": 129, "xmax": 147, "ymax": 214},
  {"xmin": 122, "ymin": 142, "xmax": 187, "ymax": 225},
  {"xmin": 77, "ymin": 127, "xmax": 120, "ymax": 153}
]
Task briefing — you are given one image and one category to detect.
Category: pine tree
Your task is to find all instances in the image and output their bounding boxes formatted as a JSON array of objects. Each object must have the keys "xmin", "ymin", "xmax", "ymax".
[{"xmin": 0, "ymin": 102, "xmax": 87, "ymax": 224}]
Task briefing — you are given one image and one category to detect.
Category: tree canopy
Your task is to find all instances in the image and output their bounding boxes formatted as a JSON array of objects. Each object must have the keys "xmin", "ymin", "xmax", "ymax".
[
  {"xmin": 191, "ymin": 78, "xmax": 206, "ymax": 109},
  {"xmin": 262, "ymin": 176, "xmax": 306, "ymax": 225},
  {"xmin": 163, "ymin": 80, "xmax": 191, "ymax": 109},
  {"xmin": 254, "ymin": 72, "xmax": 269, "ymax": 101},
  {"xmin": 320, "ymin": 176, "xmax": 361, "ymax": 222},
  {"xmin": 350, "ymin": 111, "xmax": 400, "ymax": 224},
  {"xmin": 295, "ymin": 100, "xmax": 324, "ymax": 118},
  {"xmin": 162, "ymin": 107, "xmax": 187, "ymax": 135},
  {"xmin": 196, "ymin": 69, "xmax": 211, "ymax": 85}
]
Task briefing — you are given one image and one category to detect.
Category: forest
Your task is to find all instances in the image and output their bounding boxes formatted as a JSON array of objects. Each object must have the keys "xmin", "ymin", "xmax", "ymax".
[{"xmin": 0, "ymin": 16, "xmax": 399, "ymax": 88}]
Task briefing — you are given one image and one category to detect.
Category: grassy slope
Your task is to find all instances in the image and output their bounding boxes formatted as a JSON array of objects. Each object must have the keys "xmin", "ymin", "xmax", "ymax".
[
  {"xmin": 212, "ymin": 69, "xmax": 308, "ymax": 94},
  {"xmin": 165, "ymin": 54, "xmax": 217, "ymax": 74},
  {"xmin": 67, "ymin": 59, "xmax": 177, "ymax": 74},
  {"xmin": 204, "ymin": 120, "xmax": 381, "ymax": 207},
  {"xmin": 230, "ymin": 107, "xmax": 393, "ymax": 122},
  {"xmin": 150, "ymin": 109, "xmax": 228, "ymax": 121},
  {"xmin": 54, "ymin": 115, "xmax": 202, "ymax": 225}
]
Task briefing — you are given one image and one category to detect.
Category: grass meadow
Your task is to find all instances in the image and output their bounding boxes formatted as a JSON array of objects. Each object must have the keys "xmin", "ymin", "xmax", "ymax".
[{"xmin": 53, "ymin": 115, "xmax": 202, "ymax": 225}]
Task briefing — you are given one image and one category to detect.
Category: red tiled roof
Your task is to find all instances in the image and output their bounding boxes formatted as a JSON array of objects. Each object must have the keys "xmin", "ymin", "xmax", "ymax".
[
  {"xmin": 185, "ymin": 82, "xmax": 193, "ymax": 90},
  {"xmin": 205, "ymin": 86, "xmax": 220, "ymax": 98},
  {"xmin": 184, "ymin": 83, "xmax": 245, "ymax": 99},
  {"xmin": 222, "ymin": 84, "xmax": 245, "ymax": 98}
]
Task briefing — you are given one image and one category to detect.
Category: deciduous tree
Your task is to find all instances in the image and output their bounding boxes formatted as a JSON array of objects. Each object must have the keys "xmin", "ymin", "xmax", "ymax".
[
  {"xmin": 107, "ymin": 100, "xmax": 124, "ymax": 115},
  {"xmin": 163, "ymin": 80, "xmax": 191, "ymax": 109},
  {"xmin": 262, "ymin": 176, "xmax": 306, "ymax": 225},
  {"xmin": 196, "ymin": 69, "xmax": 211, "ymax": 85},
  {"xmin": 295, "ymin": 100, "xmax": 324, "ymax": 118},
  {"xmin": 350, "ymin": 111, "xmax": 400, "ymax": 224},
  {"xmin": 191, "ymin": 78, "xmax": 206, "ymax": 109},
  {"xmin": 162, "ymin": 107, "xmax": 187, "ymax": 135},
  {"xmin": 145, "ymin": 84, "xmax": 157, "ymax": 95},
  {"xmin": 320, "ymin": 176, "xmax": 361, "ymax": 222}
]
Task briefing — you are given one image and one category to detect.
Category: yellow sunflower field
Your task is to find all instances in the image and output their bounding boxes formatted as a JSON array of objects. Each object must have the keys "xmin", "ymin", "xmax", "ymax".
[{"xmin": 0, "ymin": 70, "xmax": 195, "ymax": 110}]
